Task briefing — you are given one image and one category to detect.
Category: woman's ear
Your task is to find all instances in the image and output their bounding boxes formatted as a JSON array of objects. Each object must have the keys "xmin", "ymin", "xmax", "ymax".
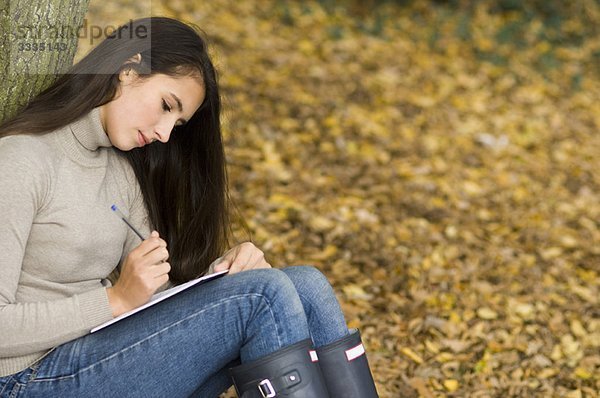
[
  {"xmin": 126, "ymin": 53, "xmax": 142, "ymax": 64},
  {"xmin": 118, "ymin": 66, "xmax": 140, "ymax": 83},
  {"xmin": 119, "ymin": 53, "xmax": 142, "ymax": 82}
]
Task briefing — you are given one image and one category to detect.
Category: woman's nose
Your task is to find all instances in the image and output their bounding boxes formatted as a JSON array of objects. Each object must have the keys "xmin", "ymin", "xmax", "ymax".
[
  {"xmin": 153, "ymin": 130, "xmax": 171, "ymax": 143},
  {"xmin": 154, "ymin": 119, "xmax": 176, "ymax": 143}
]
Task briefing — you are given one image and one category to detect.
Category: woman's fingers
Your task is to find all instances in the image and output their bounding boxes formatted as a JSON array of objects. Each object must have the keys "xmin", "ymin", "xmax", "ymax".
[
  {"xmin": 151, "ymin": 246, "xmax": 169, "ymax": 264},
  {"xmin": 228, "ymin": 243, "xmax": 257, "ymax": 273},
  {"xmin": 213, "ymin": 258, "xmax": 231, "ymax": 272},
  {"xmin": 150, "ymin": 261, "xmax": 171, "ymax": 278},
  {"xmin": 229, "ymin": 243, "xmax": 271, "ymax": 273},
  {"xmin": 212, "ymin": 242, "xmax": 272, "ymax": 275},
  {"xmin": 136, "ymin": 231, "xmax": 169, "ymax": 265},
  {"xmin": 228, "ymin": 253, "xmax": 248, "ymax": 274},
  {"xmin": 137, "ymin": 231, "xmax": 168, "ymax": 257}
]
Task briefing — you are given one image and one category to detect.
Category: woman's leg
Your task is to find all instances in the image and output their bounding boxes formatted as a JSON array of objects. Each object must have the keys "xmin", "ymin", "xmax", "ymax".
[
  {"xmin": 280, "ymin": 265, "xmax": 350, "ymax": 347},
  {"xmin": 5, "ymin": 269, "xmax": 309, "ymax": 398},
  {"xmin": 189, "ymin": 265, "xmax": 349, "ymax": 397},
  {"xmin": 280, "ymin": 266, "xmax": 379, "ymax": 397},
  {"xmin": 188, "ymin": 360, "xmax": 239, "ymax": 398}
]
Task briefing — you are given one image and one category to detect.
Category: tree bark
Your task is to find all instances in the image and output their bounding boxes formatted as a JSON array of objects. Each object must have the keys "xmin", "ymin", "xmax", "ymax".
[{"xmin": 0, "ymin": 0, "xmax": 90, "ymax": 124}]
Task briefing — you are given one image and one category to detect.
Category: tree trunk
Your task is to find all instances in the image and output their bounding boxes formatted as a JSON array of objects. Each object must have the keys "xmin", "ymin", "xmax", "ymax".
[{"xmin": 0, "ymin": 0, "xmax": 90, "ymax": 124}]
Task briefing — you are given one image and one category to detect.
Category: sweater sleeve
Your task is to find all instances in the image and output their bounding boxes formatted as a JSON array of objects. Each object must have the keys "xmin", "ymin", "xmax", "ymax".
[{"xmin": 0, "ymin": 138, "xmax": 113, "ymax": 357}]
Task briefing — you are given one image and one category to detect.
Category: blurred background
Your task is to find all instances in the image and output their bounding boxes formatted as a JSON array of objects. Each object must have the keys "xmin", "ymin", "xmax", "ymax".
[{"xmin": 77, "ymin": 1, "xmax": 599, "ymax": 396}]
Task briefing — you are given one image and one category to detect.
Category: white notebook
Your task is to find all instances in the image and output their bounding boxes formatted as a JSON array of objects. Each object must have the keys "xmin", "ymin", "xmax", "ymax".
[{"xmin": 91, "ymin": 270, "xmax": 229, "ymax": 333}]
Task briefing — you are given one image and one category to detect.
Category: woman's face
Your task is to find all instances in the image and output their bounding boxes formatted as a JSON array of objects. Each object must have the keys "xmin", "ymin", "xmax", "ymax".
[{"xmin": 99, "ymin": 71, "xmax": 205, "ymax": 151}]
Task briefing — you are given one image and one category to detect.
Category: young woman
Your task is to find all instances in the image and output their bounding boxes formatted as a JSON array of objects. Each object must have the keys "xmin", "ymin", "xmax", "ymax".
[{"xmin": 0, "ymin": 17, "xmax": 378, "ymax": 397}]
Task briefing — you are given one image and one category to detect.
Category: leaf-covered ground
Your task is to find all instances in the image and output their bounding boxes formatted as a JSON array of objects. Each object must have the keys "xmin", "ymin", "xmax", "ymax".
[{"xmin": 79, "ymin": 1, "xmax": 600, "ymax": 396}]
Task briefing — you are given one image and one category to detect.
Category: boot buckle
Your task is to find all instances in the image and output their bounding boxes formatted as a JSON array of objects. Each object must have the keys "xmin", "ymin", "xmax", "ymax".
[{"xmin": 258, "ymin": 379, "xmax": 276, "ymax": 397}]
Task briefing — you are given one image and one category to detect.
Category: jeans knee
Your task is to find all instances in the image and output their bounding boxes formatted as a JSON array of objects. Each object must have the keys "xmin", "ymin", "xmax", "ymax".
[
  {"xmin": 241, "ymin": 268, "xmax": 304, "ymax": 313},
  {"xmin": 184, "ymin": 269, "xmax": 310, "ymax": 362},
  {"xmin": 281, "ymin": 265, "xmax": 337, "ymax": 302}
]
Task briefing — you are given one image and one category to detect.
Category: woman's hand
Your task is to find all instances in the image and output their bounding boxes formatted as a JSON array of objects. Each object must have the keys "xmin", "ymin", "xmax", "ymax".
[
  {"xmin": 106, "ymin": 230, "xmax": 171, "ymax": 317},
  {"xmin": 213, "ymin": 242, "xmax": 272, "ymax": 275}
]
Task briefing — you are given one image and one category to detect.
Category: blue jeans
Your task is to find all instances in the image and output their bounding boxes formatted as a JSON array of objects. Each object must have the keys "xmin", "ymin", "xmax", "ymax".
[{"xmin": 0, "ymin": 266, "xmax": 349, "ymax": 397}]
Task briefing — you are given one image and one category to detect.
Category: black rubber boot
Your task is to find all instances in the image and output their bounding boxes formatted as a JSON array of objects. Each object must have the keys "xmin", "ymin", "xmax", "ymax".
[
  {"xmin": 228, "ymin": 338, "xmax": 330, "ymax": 397},
  {"xmin": 315, "ymin": 329, "xmax": 379, "ymax": 397}
]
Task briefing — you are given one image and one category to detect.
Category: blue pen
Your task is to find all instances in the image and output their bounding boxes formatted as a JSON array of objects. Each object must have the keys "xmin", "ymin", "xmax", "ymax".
[{"xmin": 111, "ymin": 204, "xmax": 146, "ymax": 241}]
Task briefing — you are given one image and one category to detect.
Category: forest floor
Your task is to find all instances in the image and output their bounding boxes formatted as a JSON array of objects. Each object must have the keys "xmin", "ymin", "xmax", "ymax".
[{"xmin": 79, "ymin": 1, "xmax": 600, "ymax": 396}]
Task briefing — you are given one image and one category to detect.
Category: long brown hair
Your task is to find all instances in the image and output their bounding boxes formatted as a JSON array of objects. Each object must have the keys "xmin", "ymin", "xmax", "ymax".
[{"xmin": 0, "ymin": 17, "xmax": 231, "ymax": 284}]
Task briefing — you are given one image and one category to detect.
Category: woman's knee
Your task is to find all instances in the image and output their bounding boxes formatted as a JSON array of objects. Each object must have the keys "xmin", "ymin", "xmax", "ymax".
[
  {"xmin": 236, "ymin": 268, "xmax": 297, "ymax": 293},
  {"xmin": 280, "ymin": 265, "xmax": 337, "ymax": 301},
  {"xmin": 228, "ymin": 269, "xmax": 310, "ymax": 349},
  {"xmin": 228, "ymin": 268, "xmax": 305, "ymax": 312}
]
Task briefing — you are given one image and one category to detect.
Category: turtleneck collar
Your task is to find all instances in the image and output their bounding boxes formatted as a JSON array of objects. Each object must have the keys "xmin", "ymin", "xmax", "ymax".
[
  {"xmin": 71, "ymin": 107, "xmax": 113, "ymax": 151},
  {"xmin": 57, "ymin": 107, "xmax": 114, "ymax": 167}
]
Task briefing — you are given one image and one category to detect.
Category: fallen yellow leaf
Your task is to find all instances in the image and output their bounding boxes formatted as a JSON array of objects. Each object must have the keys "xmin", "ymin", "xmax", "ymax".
[
  {"xmin": 477, "ymin": 307, "xmax": 498, "ymax": 320},
  {"xmin": 443, "ymin": 379, "xmax": 459, "ymax": 392},
  {"xmin": 400, "ymin": 347, "xmax": 424, "ymax": 364}
]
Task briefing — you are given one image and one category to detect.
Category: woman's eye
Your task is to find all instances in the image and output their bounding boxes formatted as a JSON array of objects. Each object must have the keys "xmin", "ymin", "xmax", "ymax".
[{"xmin": 162, "ymin": 99, "xmax": 171, "ymax": 112}]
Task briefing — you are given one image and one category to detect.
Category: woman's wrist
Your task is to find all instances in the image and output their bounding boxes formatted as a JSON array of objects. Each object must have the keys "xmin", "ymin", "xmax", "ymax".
[{"xmin": 106, "ymin": 287, "xmax": 127, "ymax": 317}]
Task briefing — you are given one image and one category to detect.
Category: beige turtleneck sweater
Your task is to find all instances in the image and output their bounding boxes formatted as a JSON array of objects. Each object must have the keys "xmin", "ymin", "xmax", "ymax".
[{"xmin": 0, "ymin": 108, "xmax": 153, "ymax": 377}]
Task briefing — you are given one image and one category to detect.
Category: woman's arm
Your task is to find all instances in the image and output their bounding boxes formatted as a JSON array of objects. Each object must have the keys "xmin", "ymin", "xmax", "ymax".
[
  {"xmin": 0, "ymin": 138, "xmax": 113, "ymax": 357},
  {"xmin": 0, "ymin": 289, "xmax": 112, "ymax": 357}
]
